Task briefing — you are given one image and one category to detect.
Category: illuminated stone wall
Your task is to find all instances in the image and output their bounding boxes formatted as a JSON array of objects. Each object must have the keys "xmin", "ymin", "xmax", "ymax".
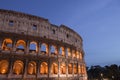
[{"xmin": 0, "ymin": 9, "xmax": 87, "ymax": 80}]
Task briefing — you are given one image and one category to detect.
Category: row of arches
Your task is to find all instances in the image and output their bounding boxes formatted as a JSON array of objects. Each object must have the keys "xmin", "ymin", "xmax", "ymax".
[
  {"xmin": 1, "ymin": 38, "xmax": 83, "ymax": 59},
  {"xmin": 0, "ymin": 60, "xmax": 86, "ymax": 75}
]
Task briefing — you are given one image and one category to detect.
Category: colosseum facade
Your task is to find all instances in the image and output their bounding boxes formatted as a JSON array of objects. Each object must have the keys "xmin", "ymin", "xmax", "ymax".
[{"xmin": 0, "ymin": 9, "xmax": 87, "ymax": 80}]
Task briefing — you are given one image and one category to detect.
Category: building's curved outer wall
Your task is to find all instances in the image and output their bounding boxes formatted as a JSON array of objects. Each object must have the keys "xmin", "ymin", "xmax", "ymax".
[{"xmin": 0, "ymin": 9, "xmax": 87, "ymax": 80}]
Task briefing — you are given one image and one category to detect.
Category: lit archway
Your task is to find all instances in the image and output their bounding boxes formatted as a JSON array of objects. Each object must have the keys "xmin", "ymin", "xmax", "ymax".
[
  {"xmin": 60, "ymin": 63, "xmax": 66, "ymax": 74},
  {"xmin": 16, "ymin": 40, "xmax": 26, "ymax": 52},
  {"xmin": 67, "ymin": 48, "xmax": 71, "ymax": 57},
  {"xmin": 40, "ymin": 62, "xmax": 48, "ymax": 74},
  {"xmin": 59, "ymin": 47, "xmax": 65, "ymax": 56},
  {"xmin": 68, "ymin": 63, "xmax": 72, "ymax": 74},
  {"xmin": 51, "ymin": 63, "xmax": 58, "ymax": 74},
  {"xmin": 76, "ymin": 51, "xmax": 79, "ymax": 59},
  {"xmin": 80, "ymin": 53, "xmax": 83, "ymax": 60},
  {"xmin": 13, "ymin": 60, "xmax": 24, "ymax": 75},
  {"xmin": 29, "ymin": 41, "xmax": 38, "ymax": 53},
  {"xmin": 27, "ymin": 61, "xmax": 36, "ymax": 75},
  {"xmin": 72, "ymin": 50, "xmax": 76, "ymax": 58},
  {"xmin": 74, "ymin": 64, "xmax": 77, "ymax": 74},
  {"xmin": 2, "ymin": 38, "xmax": 12, "ymax": 51},
  {"xmin": 0, "ymin": 60, "xmax": 9, "ymax": 74}
]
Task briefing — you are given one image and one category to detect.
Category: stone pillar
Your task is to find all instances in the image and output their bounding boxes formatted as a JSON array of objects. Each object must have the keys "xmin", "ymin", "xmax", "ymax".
[
  {"xmin": 48, "ymin": 59, "xmax": 51, "ymax": 79},
  {"xmin": 26, "ymin": 40, "xmax": 30, "ymax": 54},
  {"xmin": 72, "ymin": 63, "xmax": 74, "ymax": 77},
  {"xmin": 12, "ymin": 39, "xmax": 17, "ymax": 52},
  {"xmin": 48, "ymin": 44, "xmax": 50, "ymax": 56},
  {"xmin": 66, "ymin": 61, "xmax": 68, "ymax": 79},
  {"xmin": 0, "ymin": 39, "xmax": 2, "ymax": 50},
  {"xmin": 23, "ymin": 60, "xmax": 28, "ymax": 78},
  {"xmin": 37, "ymin": 42, "xmax": 41, "ymax": 55},
  {"xmin": 58, "ymin": 60, "xmax": 60, "ymax": 80},
  {"xmin": 8, "ymin": 59, "xmax": 13, "ymax": 78}
]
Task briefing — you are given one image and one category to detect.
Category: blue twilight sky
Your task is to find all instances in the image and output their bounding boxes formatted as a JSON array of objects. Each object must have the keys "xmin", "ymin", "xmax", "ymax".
[{"xmin": 0, "ymin": 0, "xmax": 120, "ymax": 66}]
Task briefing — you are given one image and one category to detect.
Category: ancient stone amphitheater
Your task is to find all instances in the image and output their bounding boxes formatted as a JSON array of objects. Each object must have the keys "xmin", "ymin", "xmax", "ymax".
[{"xmin": 0, "ymin": 9, "xmax": 87, "ymax": 80}]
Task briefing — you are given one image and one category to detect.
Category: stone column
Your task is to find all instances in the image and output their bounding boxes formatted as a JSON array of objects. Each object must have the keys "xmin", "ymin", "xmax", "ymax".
[
  {"xmin": 23, "ymin": 60, "xmax": 28, "ymax": 78},
  {"xmin": 48, "ymin": 44, "xmax": 50, "ymax": 56},
  {"xmin": 0, "ymin": 39, "xmax": 2, "ymax": 50},
  {"xmin": 38, "ymin": 42, "xmax": 41, "ymax": 55},
  {"xmin": 12, "ymin": 39, "xmax": 17, "ymax": 52},
  {"xmin": 26, "ymin": 40, "xmax": 30, "ymax": 54},
  {"xmin": 8, "ymin": 59, "xmax": 13, "ymax": 78},
  {"xmin": 66, "ymin": 61, "xmax": 68, "ymax": 79},
  {"xmin": 58, "ymin": 60, "xmax": 60, "ymax": 80},
  {"xmin": 72, "ymin": 63, "xmax": 74, "ymax": 77}
]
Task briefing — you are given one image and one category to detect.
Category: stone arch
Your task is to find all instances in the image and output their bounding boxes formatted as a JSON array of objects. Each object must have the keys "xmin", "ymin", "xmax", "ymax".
[
  {"xmin": 40, "ymin": 62, "xmax": 48, "ymax": 74},
  {"xmin": 50, "ymin": 45, "xmax": 56, "ymax": 55},
  {"xmin": 74, "ymin": 64, "xmax": 77, "ymax": 74},
  {"xmin": 51, "ymin": 62, "xmax": 58, "ymax": 74},
  {"xmin": 0, "ymin": 60, "xmax": 9, "ymax": 74},
  {"xmin": 27, "ymin": 61, "xmax": 36, "ymax": 75},
  {"xmin": 29, "ymin": 41, "xmax": 38, "ymax": 53},
  {"xmin": 60, "ymin": 62, "xmax": 66, "ymax": 74},
  {"xmin": 16, "ymin": 40, "xmax": 26, "ymax": 52},
  {"xmin": 13, "ymin": 60, "xmax": 24, "ymax": 75},
  {"xmin": 41, "ymin": 43, "xmax": 48, "ymax": 54},
  {"xmin": 68, "ymin": 63, "xmax": 72, "ymax": 74},
  {"xmin": 67, "ymin": 48, "xmax": 71, "ymax": 57},
  {"xmin": 2, "ymin": 38, "xmax": 12, "ymax": 51},
  {"xmin": 59, "ymin": 47, "xmax": 65, "ymax": 56}
]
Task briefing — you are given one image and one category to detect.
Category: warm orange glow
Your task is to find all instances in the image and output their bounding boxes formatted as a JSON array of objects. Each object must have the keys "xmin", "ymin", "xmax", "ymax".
[
  {"xmin": 76, "ymin": 51, "xmax": 79, "ymax": 59},
  {"xmin": 40, "ymin": 62, "xmax": 48, "ymax": 74},
  {"xmin": 60, "ymin": 63, "xmax": 66, "ymax": 74},
  {"xmin": 74, "ymin": 64, "xmax": 77, "ymax": 74},
  {"xmin": 51, "ymin": 63, "xmax": 58, "ymax": 74},
  {"xmin": 68, "ymin": 64, "xmax": 72, "ymax": 74},
  {"xmin": 80, "ymin": 53, "xmax": 83, "ymax": 60},
  {"xmin": 27, "ymin": 61, "xmax": 36, "ymax": 75},
  {"xmin": 2, "ymin": 38, "xmax": 12, "ymax": 50},
  {"xmin": 13, "ymin": 60, "xmax": 23, "ymax": 75},
  {"xmin": 0, "ymin": 60, "xmax": 9, "ymax": 74},
  {"xmin": 67, "ymin": 48, "xmax": 71, "ymax": 57}
]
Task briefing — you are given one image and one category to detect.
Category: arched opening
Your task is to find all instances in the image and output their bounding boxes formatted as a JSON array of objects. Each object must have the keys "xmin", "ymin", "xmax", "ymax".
[
  {"xmin": 51, "ymin": 63, "xmax": 58, "ymax": 74},
  {"xmin": 59, "ymin": 47, "xmax": 65, "ymax": 56},
  {"xmin": 72, "ymin": 50, "xmax": 76, "ymax": 58},
  {"xmin": 40, "ymin": 62, "xmax": 48, "ymax": 74},
  {"xmin": 16, "ymin": 40, "xmax": 26, "ymax": 52},
  {"xmin": 68, "ymin": 63, "xmax": 72, "ymax": 74},
  {"xmin": 60, "ymin": 63, "xmax": 66, "ymax": 74},
  {"xmin": 80, "ymin": 53, "xmax": 83, "ymax": 60},
  {"xmin": 81, "ymin": 65, "xmax": 85, "ymax": 74},
  {"xmin": 50, "ymin": 45, "xmax": 56, "ymax": 55},
  {"xmin": 0, "ymin": 60, "xmax": 9, "ymax": 74},
  {"xmin": 2, "ymin": 38, "xmax": 12, "ymax": 51},
  {"xmin": 13, "ymin": 60, "xmax": 24, "ymax": 75},
  {"xmin": 67, "ymin": 48, "xmax": 71, "ymax": 57},
  {"xmin": 74, "ymin": 64, "xmax": 77, "ymax": 74},
  {"xmin": 41, "ymin": 43, "xmax": 47, "ymax": 54},
  {"xmin": 27, "ymin": 61, "xmax": 36, "ymax": 75},
  {"xmin": 76, "ymin": 51, "xmax": 79, "ymax": 59},
  {"xmin": 29, "ymin": 41, "xmax": 38, "ymax": 53}
]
